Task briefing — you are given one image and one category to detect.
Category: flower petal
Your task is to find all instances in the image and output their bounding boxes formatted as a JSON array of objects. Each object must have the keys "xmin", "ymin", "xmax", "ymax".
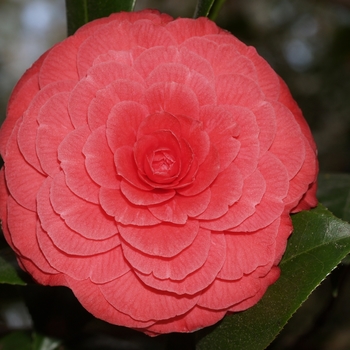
[
  {"xmin": 5, "ymin": 121, "xmax": 45, "ymax": 211},
  {"xmin": 149, "ymin": 189, "xmax": 211, "ymax": 224},
  {"xmin": 99, "ymin": 271, "xmax": 198, "ymax": 322},
  {"xmin": 37, "ymin": 177, "xmax": 120, "ymax": 256},
  {"xmin": 7, "ymin": 196, "xmax": 57, "ymax": 274},
  {"xmin": 118, "ymin": 220, "xmax": 199, "ymax": 258},
  {"xmin": 36, "ymin": 92, "xmax": 74, "ymax": 176},
  {"xmin": 50, "ymin": 172, "xmax": 118, "ymax": 239},
  {"xmin": 135, "ymin": 232, "xmax": 226, "ymax": 295},
  {"xmin": 99, "ymin": 187, "xmax": 160, "ymax": 226},
  {"xmin": 83, "ymin": 125, "xmax": 120, "ymax": 190},
  {"xmin": 122, "ymin": 227, "xmax": 211, "ymax": 280},
  {"xmin": 58, "ymin": 126, "xmax": 100, "ymax": 204},
  {"xmin": 37, "ymin": 226, "xmax": 129, "ymax": 284}
]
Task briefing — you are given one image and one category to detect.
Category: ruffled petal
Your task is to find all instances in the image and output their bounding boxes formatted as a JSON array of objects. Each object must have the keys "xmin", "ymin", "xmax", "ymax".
[
  {"xmin": 37, "ymin": 226, "xmax": 129, "ymax": 284},
  {"xmin": 66, "ymin": 276, "xmax": 155, "ymax": 329},
  {"xmin": 58, "ymin": 126, "xmax": 100, "ymax": 204},
  {"xmin": 83, "ymin": 125, "xmax": 120, "ymax": 190},
  {"xmin": 36, "ymin": 92, "xmax": 74, "ymax": 176},
  {"xmin": 122, "ymin": 227, "xmax": 211, "ymax": 280},
  {"xmin": 37, "ymin": 177, "xmax": 120, "ymax": 256},
  {"xmin": 198, "ymin": 163, "xmax": 243, "ymax": 220},
  {"xmin": 149, "ymin": 189, "xmax": 211, "ymax": 224},
  {"xmin": 118, "ymin": 220, "xmax": 199, "ymax": 258},
  {"xmin": 88, "ymin": 81, "xmax": 145, "ymax": 131},
  {"xmin": 7, "ymin": 197, "xmax": 57, "ymax": 274},
  {"xmin": 99, "ymin": 187, "xmax": 160, "ymax": 226},
  {"xmin": 50, "ymin": 172, "xmax": 118, "ymax": 239},
  {"xmin": 219, "ymin": 219, "xmax": 280, "ymax": 280},
  {"xmin": 99, "ymin": 271, "xmax": 199, "ymax": 322},
  {"xmin": 5, "ymin": 121, "xmax": 46, "ymax": 211},
  {"xmin": 17, "ymin": 80, "xmax": 76, "ymax": 174},
  {"xmin": 135, "ymin": 232, "xmax": 226, "ymax": 295}
]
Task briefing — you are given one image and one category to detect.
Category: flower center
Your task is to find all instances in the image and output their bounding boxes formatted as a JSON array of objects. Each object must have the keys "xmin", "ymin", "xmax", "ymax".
[{"xmin": 151, "ymin": 150, "xmax": 176, "ymax": 176}]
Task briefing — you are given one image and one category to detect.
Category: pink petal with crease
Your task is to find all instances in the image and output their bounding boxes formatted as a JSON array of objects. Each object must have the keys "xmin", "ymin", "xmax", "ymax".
[
  {"xmin": 58, "ymin": 126, "xmax": 100, "ymax": 204},
  {"xmin": 37, "ymin": 92, "xmax": 74, "ymax": 176},
  {"xmin": 5, "ymin": 121, "xmax": 45, "ymax": 211},
  {"xmin": 120, "ymin": 181, "xmax": 175, "ymax": 206},
  {"xmin": 149, "ymin": 188, "xmax": 211, "ymax": 224},
  {"xmin": 37, "ymin": 177, "xmax": 120, "ymax": 255},
  {"xmin": 107, "ymin": 101, "xmax": 149, "ymax": 151},
  {"xmin": 99, "ymin": 271, "xmax": 198, "ymax": 322},
  {"xmin": 198, "ymin": 163, "xmax": 243, "ymax": 220},
  {"xmin": 7, "ymin": 197, "xmax": 57, "ymax": 274},
  {"xmin": 37, "ymin": 226, "xmax": 129, "ymax": 284},
  {"xmin": 200, "ymin": 169, "xmax": 265, "ymax": 231},
  {"xmin": 83, "ymin": 125, "xmax": 120, "ymax": 190},
  {"xmin": 17, "ymin": 80, "xmax": 76, "ymax": 174},
  {"xmin": 66, "ymin": 276, "xmax": 155, "ymax": 328},
  {"xmin": 118, "ymin": 220, "xmax": 199, "ymax": 257},
  {"xmin": 99, "ymin": 187, "xmax": 160, "ymax": 226},
  {"xmin": 122, "ymin": 227, "xmax": 211, "ymax": 280},
  {"xmin": 50, "ymin": 171, "xmax": 117, "ymax": 239},
  {"xmin": 88, "ymin": 80, "xmax": 145, "ymax": 130},
  {"xmin": 135, "ymin": 232, "xmax": 226, "ymax": 295}
]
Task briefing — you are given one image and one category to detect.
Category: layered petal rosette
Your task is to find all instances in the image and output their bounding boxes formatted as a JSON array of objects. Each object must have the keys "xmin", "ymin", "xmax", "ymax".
[{"xmin": 0, "ymin": 10, "xmax": 318, "ymax": 335}]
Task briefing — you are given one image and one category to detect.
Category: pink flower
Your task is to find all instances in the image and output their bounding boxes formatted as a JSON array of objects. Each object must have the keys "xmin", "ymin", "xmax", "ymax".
[{"xmin": 0, "ymin": 10, "xmax": 318, "ymax": 335}]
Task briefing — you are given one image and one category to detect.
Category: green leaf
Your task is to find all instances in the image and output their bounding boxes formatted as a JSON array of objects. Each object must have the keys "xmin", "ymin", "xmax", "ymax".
[
  {"xmin": 317, "ymin": 173, "xmax": 350, "ymax": 222},
  {"xmin": 193, "ymin": 0, "xmax": 216, "ymax": 18},
  {"xmin": 0, "ymin": 247, "xmax": 26, "ymax": 285},
  {"xmin": 193, "ymin": 0, "xmax": 227, "ymax": 19},
  {"xmin": 208, "ymin": 0, "xmax": 227, "ymax": 21},
  {"xmin": 196, "ymin": 205, "xmax": 350, "ymax": 350},
  {"xmin": 32, "ymin": 333, "xmax": 61, "ymax": 350},
  {"xmin": 65, "ymin": 0, "xmax": 136, "ymax": 36},
  {"xmin": 0, "ymin": 331, "xmax": 32, "ymax": 350}
]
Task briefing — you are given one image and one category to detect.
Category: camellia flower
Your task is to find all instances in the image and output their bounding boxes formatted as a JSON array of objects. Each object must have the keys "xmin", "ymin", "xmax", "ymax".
[{"xmin": 0, "ymin": 10, "xmax": 318, "ymax": 335}]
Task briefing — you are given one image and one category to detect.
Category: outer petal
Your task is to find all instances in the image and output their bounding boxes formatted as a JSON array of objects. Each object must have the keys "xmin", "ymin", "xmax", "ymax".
[
  {"xmin": 17, "ymin": 80, "xmax": 76, "ymax": 174},
  {"xmin": 7, "ymin": 197, "xmax": 57, "ymax": 274},
  {"xmin": 5, "ymin": 121, "xmax": 46, "ymax": 211},
  {"xmin": 37, "ymin": 226, "xmax": 129, "ymax": 284},
  {"xmin": 99, "ymin": 271, "xmax": 199, "ymax": 322},
  {"xmin": 144, "ymin": 306, "xmax": 226, "ymax": 335},
  {"xmin": 198, "ymin": 275, "xmax": 261, "ymax": 310},
  {"xmin": 36, "ymin": 92, "xmax": 74, "ymax": 176},
  {"xmin": 219, "ymin": 219, "xmax": 280, "ymax": 280},
  {"xmin": 66, "ymin": 276, "xmax": 155, "ymax": 329},
  {"xmin": 0, "ymin": 51, "xmax": 46, "ymax": 155}
]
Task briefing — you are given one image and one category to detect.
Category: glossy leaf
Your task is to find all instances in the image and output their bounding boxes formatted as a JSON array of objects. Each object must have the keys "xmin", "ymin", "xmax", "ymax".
[
  {"xmin": 0, "ymin": 247, "xmax": 26, "ymax": 285},
  {"xmin": 65, "ymin": 0, "xmax": 136, "ymax": 35},
  {"xmin": 196, "ymin": 204, "xmax": 350, "ymax": 350},
  {"xmin": 317, "ymin": 173, "xmax": 350, "ymax": 222},
  {"xmin": 193, "ymin": 0, "xmax": 216, "ymax": 18},
  {"xmin": 208, "ymin": 0, "xmax": 227, "ymax": 20}
]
